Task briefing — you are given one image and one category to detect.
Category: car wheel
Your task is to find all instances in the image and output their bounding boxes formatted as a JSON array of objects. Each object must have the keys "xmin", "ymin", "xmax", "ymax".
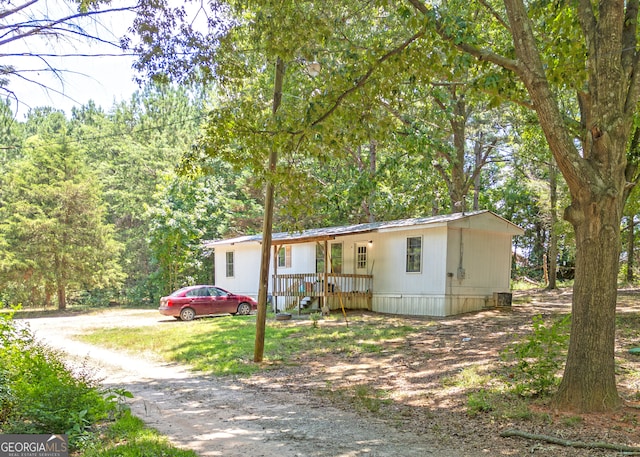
[
  {"xmin": 236, "ymin": 302, "xmax": 252, "ymax": 315},
  {"xmin": 180, "ymin": 307, "xmax": 196, "ymax": 321}
]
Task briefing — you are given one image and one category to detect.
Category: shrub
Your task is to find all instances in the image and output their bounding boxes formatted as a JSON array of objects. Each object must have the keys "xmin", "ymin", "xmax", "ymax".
[
  {"xmin": 502, "ymin": 314, "xmax": 571, "ymax": 397},
  {"xmin": 0, "ymin": 308, "xmax": 117, "ymax": 450}
]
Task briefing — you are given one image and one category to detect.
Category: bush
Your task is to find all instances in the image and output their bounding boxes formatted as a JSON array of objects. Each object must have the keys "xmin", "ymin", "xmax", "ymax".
[
  {"xmin": 502, "ymin": 314, "xmax": 570, "ymax": 397},
  {"xmin": 0, "ymin": 307, "xmax": 117, "ymax": 449}
]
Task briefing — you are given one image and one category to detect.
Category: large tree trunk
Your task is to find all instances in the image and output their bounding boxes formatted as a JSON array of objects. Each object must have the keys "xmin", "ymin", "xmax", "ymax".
[
  {"xmin": 628, "ymin": 217, "xmax": 636, "ymax": 283},
  {"xmin": 547, "ymin": 161, "xmax": 558, "ymax": 289},
  {"xmin": 449, "ymin": 90, "xmax": 467, "ymax": 213},
  {"xmin": 57, "ymin": 284, "xmax": 66, "ymax": 311},
  {"xmin": 553, "ymin": 199, "xmax": 622, "ymax": 411}
]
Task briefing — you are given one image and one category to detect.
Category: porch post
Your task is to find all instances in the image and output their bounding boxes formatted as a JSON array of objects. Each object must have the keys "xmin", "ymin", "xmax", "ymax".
[
  {"xmin": 273, "ymin": 244, "xmax": 278, "ymax": 312},
  {"xmin": 323, "ymin": 240, "xmax": 328, "ymax": 306}
]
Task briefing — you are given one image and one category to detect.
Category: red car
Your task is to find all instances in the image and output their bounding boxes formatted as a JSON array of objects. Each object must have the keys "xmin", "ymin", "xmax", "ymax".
[{"xmin": 159, "ymin": 285, "xmax": 258, "ymax": 321}]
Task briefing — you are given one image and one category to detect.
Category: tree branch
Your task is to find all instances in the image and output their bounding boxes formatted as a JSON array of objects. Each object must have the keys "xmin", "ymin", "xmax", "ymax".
[
  {"xmin": 500, "ymin": 429, "xmax": 640, "ymax": 453},
  {"xmin": 502, "ymin": 0, "xmax": 585, "ymax": 193},
  {"xmin": 476, "ymin": 0, "xmax": 510, "ymax": 30},
  {"xmin": 623, "ymin": 0, "xmax": 640, "ymax": 118},
  {"xmin": 405, "ymin": 0, "xmax": 521, "ymax": 73},
  {"xmin": 310, "ymin": 29, "xmax": 424, "ymax": 128},
  {"xmin": 0, "ymin": 0, "xmax": 38, "ymax": 20},
  {"xmin": 0, "ymin": 5, "xmax": 136, "ymax": 47}
]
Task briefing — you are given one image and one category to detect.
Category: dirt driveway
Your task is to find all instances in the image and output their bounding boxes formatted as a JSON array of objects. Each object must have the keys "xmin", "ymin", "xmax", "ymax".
[
  {"xmin": 22, "ymin": 289, "xmax": 640, "ymax": 456},
  {"xmin": 23, "ymin": 310, "xmax": 456, "ymax": 457}
]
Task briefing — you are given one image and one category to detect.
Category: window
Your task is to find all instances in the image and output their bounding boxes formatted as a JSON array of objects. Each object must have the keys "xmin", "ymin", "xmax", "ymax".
[
  {"xmin": 226, "ymin": 251, "xmax": 234, "ymax": 277},
  {"xmin": 187, "ymin": 287, "xmax": 210, "ymax": 297},
  {"xmin": 211, "ymin": 287, "xmax": 225, "ymax": 297},
  {"xmin": 356, "ymin": 245, "xmax": 367, "ymax": 269},
  {"xmin": 331, "ymin": 243, "xmax": 343, "ymax": 273},
  {"xmin": 277, "ymin": 245, "xmax": 292, "ymax": 268},
  {"xmin": 406, "ymin": 236, "xmax": 422, "ymax": 273}
]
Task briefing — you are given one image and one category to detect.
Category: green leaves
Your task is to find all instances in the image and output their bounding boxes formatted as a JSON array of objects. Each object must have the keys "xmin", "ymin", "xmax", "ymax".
[
  {"xmin": 0, "ymin": 115, "xmax": 123, "ymax": 308},
  {"xmin": 0, "ymin": 314, "xmax": 116, "ymax": 450},
  {"xmin": 503, "ymin": 314, "xmax": 571, "ymax": 397}
]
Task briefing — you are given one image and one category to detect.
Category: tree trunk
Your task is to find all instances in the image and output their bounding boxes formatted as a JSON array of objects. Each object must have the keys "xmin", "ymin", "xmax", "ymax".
[
  {"xmin": 553, "ymin": 199, "xmax": 622, "ymax": 412},
  {"xmin": 360, "ymin": 140, "xmax": 377, "ymax": 223},
  {"xmin": 547, "ymin": 161, "xmax": 558, "ymax": 289},
  {"xmin": 57, "ymin": 284, "xmax": 66, "ymax": 310},
  {"xmin": 449, "ymin": 88, "xmax": 467, "ymax": 213},
  {"xmin": 254, "ymin": 57, "xmax": 285, "ymax": 363},
  {"xmin": 473, "ymin": 138, "xmax": 482, "ymax": 211},
  {"xmin": 628, "ymin": 216, "xmax": 636, "ymax": 283}
]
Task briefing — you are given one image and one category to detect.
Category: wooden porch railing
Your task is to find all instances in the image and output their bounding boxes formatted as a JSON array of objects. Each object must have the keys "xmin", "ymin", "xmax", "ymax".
[{"xmin": 272, "ymin": 273, "xmax": 373, "ymax": 313}]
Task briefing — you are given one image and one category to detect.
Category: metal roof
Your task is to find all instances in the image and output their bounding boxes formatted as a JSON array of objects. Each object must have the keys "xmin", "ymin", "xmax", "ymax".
[{"xmin": 204, "ymin": 210, "xmax": 522, "ymax": 247}]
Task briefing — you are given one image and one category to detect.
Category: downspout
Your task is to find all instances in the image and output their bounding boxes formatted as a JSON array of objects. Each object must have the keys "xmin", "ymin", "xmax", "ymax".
[{"xmin": 457, "ymin": 229, "xmax": 466, "ymax": 280}]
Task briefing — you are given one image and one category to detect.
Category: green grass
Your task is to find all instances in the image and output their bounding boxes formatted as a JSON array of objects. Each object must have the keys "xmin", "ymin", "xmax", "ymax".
[
  {"xmin": 442, "ymin": 365, "xmax": 492, "ymax": 389},
  {"xmin": 82, "ymin": 411, "xmax": 197, "ymax": 457},
  {"xmin": 78, "ymin": 315, "xmax": 418, "ymax": 376}
]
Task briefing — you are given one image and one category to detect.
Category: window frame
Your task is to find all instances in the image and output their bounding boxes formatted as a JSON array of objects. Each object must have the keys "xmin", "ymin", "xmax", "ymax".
[
  {"xmin": 225, "ymin": 251, "xmax": 235, "ymax": 278},
  {"xmin": 406, "ymin": 236, "xmax": 422, "ymax": 273},
  {"xmin": 277, "ymin": 245, "xmax": 292, "ymax": 268},
  {"xmin": 356, "ymin": 244, "xmax": 367, "ymax": 270}
]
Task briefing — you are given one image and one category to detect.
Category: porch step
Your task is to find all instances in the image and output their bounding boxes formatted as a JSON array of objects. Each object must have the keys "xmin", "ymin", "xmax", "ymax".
[{"xmin": 283, "ymin": 296, "xmax": 319, "ymax": 312}]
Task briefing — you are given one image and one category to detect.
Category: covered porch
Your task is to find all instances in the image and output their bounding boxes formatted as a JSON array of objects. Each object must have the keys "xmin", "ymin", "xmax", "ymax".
[
  {"xmin": 272, "ymin": 272, "xmax": 373, "ymax": 314},
  {"xmin": 270, "ymin": 236, "xmax": 373, "ymax": 314}
]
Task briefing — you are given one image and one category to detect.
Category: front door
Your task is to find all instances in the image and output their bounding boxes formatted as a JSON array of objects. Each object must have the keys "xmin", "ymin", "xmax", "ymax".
[{"xmin": 355, "ymin": 242, "xmax": 369, "ymax": 274}]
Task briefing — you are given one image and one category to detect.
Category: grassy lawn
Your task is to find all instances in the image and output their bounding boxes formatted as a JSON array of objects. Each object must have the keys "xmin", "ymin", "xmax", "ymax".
[{"xmin": 78, "ymin": 314, "xmax": 420, "ymax": 376}]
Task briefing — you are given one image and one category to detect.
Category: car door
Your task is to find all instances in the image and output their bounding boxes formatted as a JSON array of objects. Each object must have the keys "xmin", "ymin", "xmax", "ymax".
[
  {"xmin": 187, "ymin": 287, "xmax": 214, "ymax": 315},
  {"xmin": 212, "ymin": 287, "xmax": 238, "ymax": 314}
]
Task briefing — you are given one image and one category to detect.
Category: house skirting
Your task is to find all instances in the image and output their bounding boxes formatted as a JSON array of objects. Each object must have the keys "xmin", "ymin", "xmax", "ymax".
[{"xmin": 372, "ymin": 294, "xmax": 495, "ymax": 317}]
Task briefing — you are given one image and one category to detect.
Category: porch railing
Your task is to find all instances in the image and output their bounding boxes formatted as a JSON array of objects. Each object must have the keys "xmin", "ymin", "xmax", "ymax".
[{"xmin": 272, "ymin": 273, "xmax": 373, "ymax": 313}]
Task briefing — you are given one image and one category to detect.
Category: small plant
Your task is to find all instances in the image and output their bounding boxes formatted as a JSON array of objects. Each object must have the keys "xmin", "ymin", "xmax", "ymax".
[
  {"xmin": 502, "ymin": 314, "xmax": 571, "ymax": 397},
  {"xmin": 309, "ymin": 312, "xmax": 321, "ymax": 328},
  {"xmin": 0, "ymin": 309, "xmax": 119, "ymax": 451},
  {"xmin": 562, "ymin": 415, "xmax": 583, "ymax": 427},
  {"xmin": 467, "ymin": 389, "xmax": 494, "ymax": 416},
  {"xmin": 353, "ymin": 385, "xmax": 392, "ymax": 413}
]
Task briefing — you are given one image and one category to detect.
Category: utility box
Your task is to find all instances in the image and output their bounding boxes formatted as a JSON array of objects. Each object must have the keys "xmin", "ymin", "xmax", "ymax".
[{"xmin": 494, "ymin": 292, "xmax": 513, "ymax": 308}]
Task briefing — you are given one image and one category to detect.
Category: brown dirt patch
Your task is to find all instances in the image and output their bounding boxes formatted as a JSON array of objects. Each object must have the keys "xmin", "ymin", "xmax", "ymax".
[{"xmin": 242, "ymin": 287, "xmax": 640, "ymax": 456}]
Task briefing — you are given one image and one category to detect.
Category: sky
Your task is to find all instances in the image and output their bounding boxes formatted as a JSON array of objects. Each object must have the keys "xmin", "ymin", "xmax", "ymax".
[{"xmin": 6, "ymin": 2, "xmax": 140, "ymax": 119}]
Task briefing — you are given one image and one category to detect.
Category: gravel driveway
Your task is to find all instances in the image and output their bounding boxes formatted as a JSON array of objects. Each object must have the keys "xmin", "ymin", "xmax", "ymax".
[{"xmin": 22, "ymin": 310, "xmax": 461, "ymax": 457}]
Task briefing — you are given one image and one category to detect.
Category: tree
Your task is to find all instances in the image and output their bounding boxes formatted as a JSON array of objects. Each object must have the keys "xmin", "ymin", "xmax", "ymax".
[
  {"xmin": 405, "ymin": 0, "xmax": 640, "ymax": 411},
  {"xmin": 73, "ymin": 84, "xmax": 206, "ymax": 304},
  {"xmin": 0, "ymin": 114, "xmax": 122, "ymax": 308},
  {"xmin": 147, "ymin": 159, "xmax": 249, "ymax": 296}
]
